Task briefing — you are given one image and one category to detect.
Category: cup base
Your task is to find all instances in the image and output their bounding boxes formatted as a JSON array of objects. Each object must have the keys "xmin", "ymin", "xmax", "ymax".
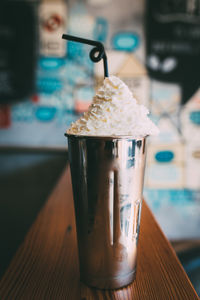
[{"xmin": 80, "ymin": 269, "xmax": 136, "ymax": 290}]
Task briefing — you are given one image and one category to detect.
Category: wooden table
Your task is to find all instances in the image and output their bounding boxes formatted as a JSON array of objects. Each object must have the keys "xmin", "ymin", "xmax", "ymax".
[{"xmin": 0, "ymin": 167, "xmax": 198, "ymax": 299}]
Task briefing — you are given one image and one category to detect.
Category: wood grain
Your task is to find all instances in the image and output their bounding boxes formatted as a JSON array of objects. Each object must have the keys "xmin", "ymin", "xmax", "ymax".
[{"xmin": 0, "ymin": 167, "xmax": 198, "ymax": 299}]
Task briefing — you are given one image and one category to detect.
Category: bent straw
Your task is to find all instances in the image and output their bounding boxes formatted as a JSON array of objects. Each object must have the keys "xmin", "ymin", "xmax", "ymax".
[{"xmin": 62, "ymin": 34, "xmax": 109, "ymax": 78}]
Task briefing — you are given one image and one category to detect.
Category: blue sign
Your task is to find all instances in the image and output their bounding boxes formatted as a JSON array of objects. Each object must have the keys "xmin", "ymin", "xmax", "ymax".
[
  {"xmin": 35, "ymin": 106, "xmax": 57, "ymax": 122},
  {"xmin": 112, "ymin": 32, "xmax": 139, "ymax": 52},
  {"xmin": 155, "ymin": 150, "xmax": 174, "ymax": 163},
  {"xmin": 190, "ymin": 111, "xmax": 200, "ymax": 125},
  {"xmin": 39, "ymin": 57, "xmax": 66, "ymax": 70}
]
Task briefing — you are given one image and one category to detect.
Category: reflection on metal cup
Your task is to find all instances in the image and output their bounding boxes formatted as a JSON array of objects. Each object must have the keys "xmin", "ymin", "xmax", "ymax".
[{"xmin": 67, "ymin": 134, "xmax": 147, "ymax": 289}]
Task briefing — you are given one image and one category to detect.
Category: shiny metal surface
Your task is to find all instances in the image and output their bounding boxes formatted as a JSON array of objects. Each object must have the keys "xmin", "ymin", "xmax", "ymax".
[{"xmin": 67, "ymin": 135, "xmax": 147, "ymax": 289}]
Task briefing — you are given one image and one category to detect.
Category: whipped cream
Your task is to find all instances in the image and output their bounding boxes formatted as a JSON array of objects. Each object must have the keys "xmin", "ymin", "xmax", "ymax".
[{"xmin": 67, "ymin": 76, "xmax": 159, "ymax": 137}]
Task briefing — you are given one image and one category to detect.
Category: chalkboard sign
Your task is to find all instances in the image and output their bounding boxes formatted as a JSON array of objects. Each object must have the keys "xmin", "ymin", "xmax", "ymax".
[
  {"xmin": 145, "ymin": 0, "xmax": 200, "ymax": 104},
  {"xmin": 0, "ymin": 1, "xmax": 38, "ymax": 103}
]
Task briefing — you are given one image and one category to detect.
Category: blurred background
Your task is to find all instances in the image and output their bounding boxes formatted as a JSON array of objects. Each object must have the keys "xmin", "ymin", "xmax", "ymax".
[{"xmin": 0, "ymin": 0, "xmax": 200, "ymax": 295}]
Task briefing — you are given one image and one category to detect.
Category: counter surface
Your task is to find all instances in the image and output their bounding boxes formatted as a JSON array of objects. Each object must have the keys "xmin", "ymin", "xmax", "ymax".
[{"xmin": 0, "ymin": 167, "xmax": 198, "ymax": 299}]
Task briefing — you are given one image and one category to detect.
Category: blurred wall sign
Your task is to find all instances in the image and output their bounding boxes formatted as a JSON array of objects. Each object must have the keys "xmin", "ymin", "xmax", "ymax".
[
  {"xmin": 39, "ymin": 0, "xmax": 67, "ymax": 57},
  {"xmin": 112, "ymin": 32, "xmax": 139, "ymax": 52},
  {"xmin": 155, "ymin": 150, "xmax": 174, "ymax": 163},
  {"xmin": 39, "ymin": 57, "xmax": 66, "ymax": 70},
  {"xmin": 35, "ymin": 106, "xmax": 57, "ymax": 122},
  {"xmin": 0, "ymin": 1, "xmax": 38, "ymax": 103},
  {"xmin": 146, "ymin": 143, "xmax": 184, "ymax": 189},
  {"xmin": 146, "ymin": 0, "xmax": 200, "ymax": 104}
]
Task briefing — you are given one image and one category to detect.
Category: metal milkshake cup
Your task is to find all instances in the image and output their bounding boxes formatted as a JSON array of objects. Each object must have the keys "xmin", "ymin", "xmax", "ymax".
[{"xmin": 67, "ymin": 134, "xmax": 147, "ymax": 289}]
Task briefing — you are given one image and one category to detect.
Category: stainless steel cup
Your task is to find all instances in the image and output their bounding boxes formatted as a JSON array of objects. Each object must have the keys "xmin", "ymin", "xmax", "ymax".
[{"xmin": 67, "ymin": 134, "xmax": 147, "ymax": 289}]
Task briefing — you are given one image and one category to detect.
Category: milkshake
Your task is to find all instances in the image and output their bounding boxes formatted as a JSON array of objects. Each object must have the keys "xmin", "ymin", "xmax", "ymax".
[{"xmin": 66, "ymin": 76, "xmax": 158, "ymax": 289}]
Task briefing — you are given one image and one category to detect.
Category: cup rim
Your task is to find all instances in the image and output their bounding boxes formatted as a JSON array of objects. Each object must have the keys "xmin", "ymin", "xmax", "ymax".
[{"xmin": 65, "ymin": 133, "xmax": 148, "ymax": 140}]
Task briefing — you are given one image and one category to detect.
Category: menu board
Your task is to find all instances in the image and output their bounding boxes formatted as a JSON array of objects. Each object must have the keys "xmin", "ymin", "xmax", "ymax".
[
  {"xmin": 146, "ymin": 0, "xmax": 200, "ymax": 104},
  {"xmin": 0, "ymin": 1, "xmax": 37, "ymax": 104}
]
